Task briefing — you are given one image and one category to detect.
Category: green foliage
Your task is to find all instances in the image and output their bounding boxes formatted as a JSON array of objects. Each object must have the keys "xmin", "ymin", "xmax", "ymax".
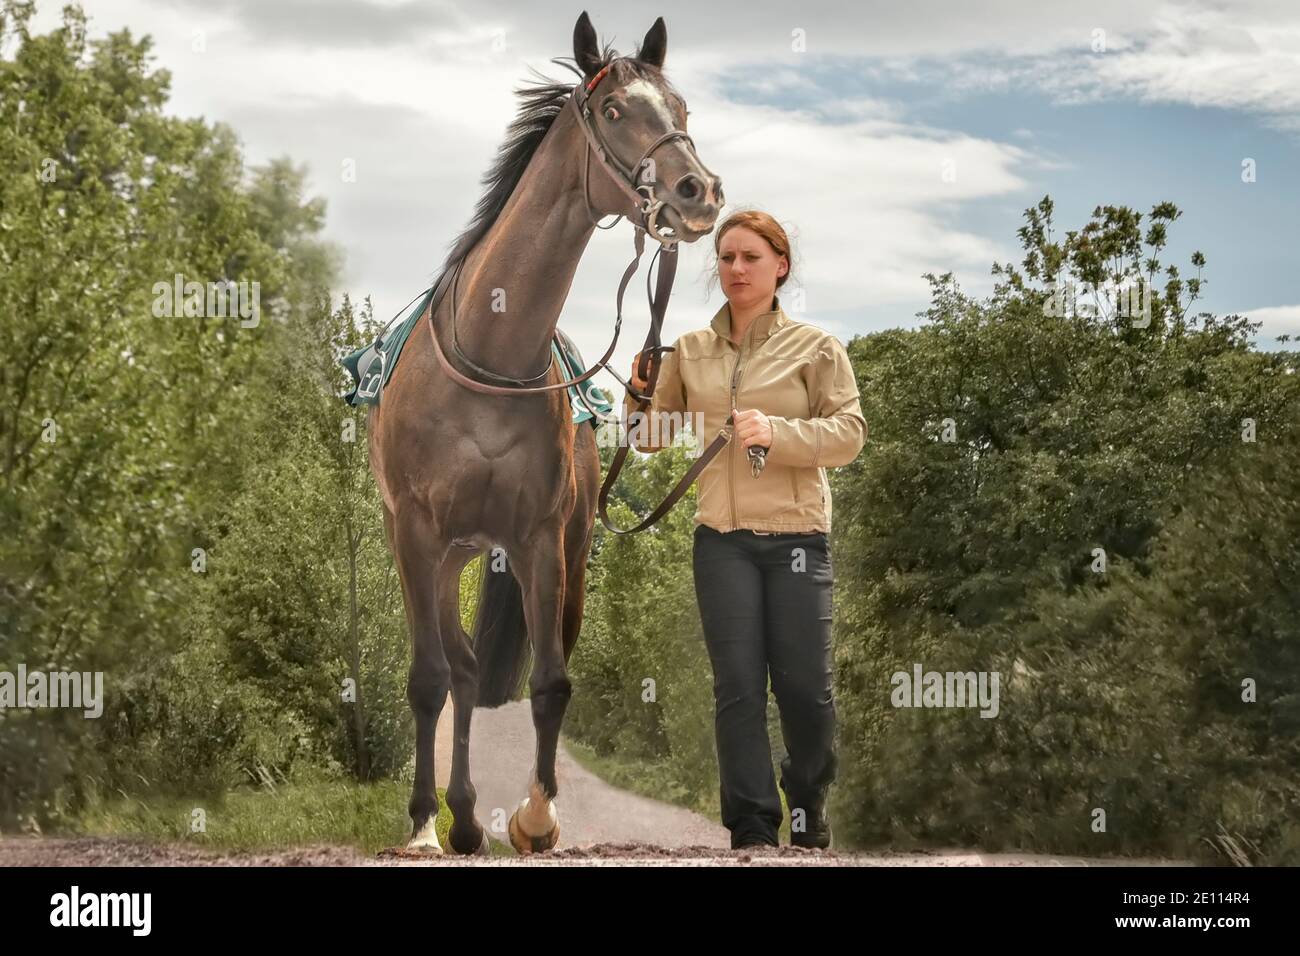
[
  {"xmin": 0, "ymin": 7, "xmax": 405, "ymax": 828},
  {"xmin": 830, "ymin": 199, "xmax": 1300, "ymax": 863}
]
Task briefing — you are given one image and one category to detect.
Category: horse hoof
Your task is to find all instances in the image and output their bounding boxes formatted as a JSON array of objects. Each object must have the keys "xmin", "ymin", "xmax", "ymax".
[
  {"xmin": 508, "ymin": 811, "xmax": 559, "ymax": 854},
  {"xmin": 508, "ymin": 808, "xmax": 560, "ymax": 854},
  {"xmin": 508, "ymin": 783, "xmax": 560, "ymax": 854},
  {"xmin": 407, "ymin": 818, "xmax": 444, "ymax": 855},
  {"xmin": 448, "ymin": 823, "xmax": 489, "ymax": 856}
]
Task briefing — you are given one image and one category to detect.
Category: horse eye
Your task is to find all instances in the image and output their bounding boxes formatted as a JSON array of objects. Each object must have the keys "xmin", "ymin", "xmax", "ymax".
[{"xmin": 604, "ymin": 106, "xmax": 621, "ymax": 121}]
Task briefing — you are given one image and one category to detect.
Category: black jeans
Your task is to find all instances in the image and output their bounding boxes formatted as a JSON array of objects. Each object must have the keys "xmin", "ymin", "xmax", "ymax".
[{"xmin": 692, "ymin": 523, "xmax": 838, "ymax": 848}]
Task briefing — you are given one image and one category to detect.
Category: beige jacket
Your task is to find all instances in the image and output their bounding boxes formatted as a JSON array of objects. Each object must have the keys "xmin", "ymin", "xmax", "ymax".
[{"xmin": 623, "ymin": 294, "xmax": 867, "ymax": 533}]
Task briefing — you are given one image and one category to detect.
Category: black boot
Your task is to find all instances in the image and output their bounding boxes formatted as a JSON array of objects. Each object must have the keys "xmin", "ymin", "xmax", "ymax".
[{"xmin": 782, "ymin": 784, "xmax": 832, "ymax": 849}]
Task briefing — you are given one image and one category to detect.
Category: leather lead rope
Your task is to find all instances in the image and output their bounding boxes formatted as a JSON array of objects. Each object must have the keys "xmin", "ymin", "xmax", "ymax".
[{"xmin": 596, "ymin": 242, "xmax": 735, "ymax": 535}]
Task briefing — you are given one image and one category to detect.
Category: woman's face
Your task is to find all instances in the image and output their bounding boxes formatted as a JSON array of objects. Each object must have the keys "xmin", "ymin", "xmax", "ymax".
[{"xmin": 717, "ymin": 225, "xmax": 788, "ymax": 314}]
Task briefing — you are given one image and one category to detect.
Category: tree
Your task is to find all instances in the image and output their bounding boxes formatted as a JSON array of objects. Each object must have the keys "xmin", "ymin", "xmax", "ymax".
[{"xmin": 830, "ymin": 198, "xmax": 1299, "ymax": 862}]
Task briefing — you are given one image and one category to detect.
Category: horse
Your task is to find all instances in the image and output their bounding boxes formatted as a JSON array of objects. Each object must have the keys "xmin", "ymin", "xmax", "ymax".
[{"xmin": 366, "ymin": 11, "xmax": 723, "ymax": 854}]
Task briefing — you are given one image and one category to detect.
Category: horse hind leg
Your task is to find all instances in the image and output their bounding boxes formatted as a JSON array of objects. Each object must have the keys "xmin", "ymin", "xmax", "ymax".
[
  {"xmin": 438, "ymin": 546, "xmax": 491, "ymax": 855},
  {"xmin": 392, "ymin": 511, "xmax": 452, "ymax": 853}
]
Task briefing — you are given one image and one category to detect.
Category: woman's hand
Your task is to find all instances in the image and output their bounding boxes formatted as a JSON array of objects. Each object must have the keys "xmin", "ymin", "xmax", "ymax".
[
  {"xmin": 732, "ymin": 407, "xmax": 772, "ymax": 450},
  {"xmin": 629, "ymin": 350, "xmax": 652, "ymax": 393}
]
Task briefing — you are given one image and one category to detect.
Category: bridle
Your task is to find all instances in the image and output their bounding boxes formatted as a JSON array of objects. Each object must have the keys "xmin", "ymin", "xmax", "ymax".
[
  {"xmin": 424, "ymin": 58, "xmax": 740, "ymax": 534},
  {"xmin": 571, "ymin": 60, "xmax": 701, "ymax": 246}
]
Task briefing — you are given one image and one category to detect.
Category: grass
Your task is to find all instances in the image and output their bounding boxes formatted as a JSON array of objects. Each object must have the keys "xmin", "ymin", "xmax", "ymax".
[
  {"xmin": 73, "ymin": 737, "xmax": 790, "ymax": 855},
  {"xmin": 75, "ymin": 776, "xmax": 515, "ymax": 857}
]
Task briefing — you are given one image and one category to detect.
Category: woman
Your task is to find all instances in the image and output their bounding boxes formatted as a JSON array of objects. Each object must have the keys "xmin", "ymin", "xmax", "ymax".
[{"xmin": 624, "ymin": 210, "xmax": 868, "ymax": 849}]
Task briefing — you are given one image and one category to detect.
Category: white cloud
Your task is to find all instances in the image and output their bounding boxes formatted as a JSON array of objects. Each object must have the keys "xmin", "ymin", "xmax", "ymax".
[
  {"xmin": 41, "ymin": 0, "xmax": 1044, "ymax": 370},
  {"xmin": 1238, "ymin": 304, "xmax": 1300, "ymax": 341},
  {"xmin": 1045, "ymin": 4, "xmax": 1300, "ymax": 131},
  {"xmin": 553, "ymin": 73, "xmax": 1036, "ymax": 358},
  {"xmin": 912, "ymin": 2, "xmax": 1300, "ymax": 132},
  {"xmin": 39, "ymin": 0, "xmax": 1297, "ymax": 369}
]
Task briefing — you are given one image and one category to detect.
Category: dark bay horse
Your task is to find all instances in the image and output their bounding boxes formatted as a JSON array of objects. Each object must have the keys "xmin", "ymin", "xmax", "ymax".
[{"xmin": 367, "ymin": 12, "xmax": 722, "ymax": 854}]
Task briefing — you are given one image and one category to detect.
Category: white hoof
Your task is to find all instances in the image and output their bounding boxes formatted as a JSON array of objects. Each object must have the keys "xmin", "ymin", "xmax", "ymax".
[
  {"xmin": 509, "ymin": 781, "xmax": 561, "ymax": 854},
  {"xmin": 407, "ymin": 818, "xmax": 444, "ymax": 854},
  {"xmin": 516, "ymin": 781, "xmax": 558, "ymax": 837}
]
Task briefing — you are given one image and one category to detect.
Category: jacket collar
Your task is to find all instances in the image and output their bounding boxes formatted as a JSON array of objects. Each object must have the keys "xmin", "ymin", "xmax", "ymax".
[{"xmin": 709, "ymin": 294, "xmax": 790, "ymax": 347}]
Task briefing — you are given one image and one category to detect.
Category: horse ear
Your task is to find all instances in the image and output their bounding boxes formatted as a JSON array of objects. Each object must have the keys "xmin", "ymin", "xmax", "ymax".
[
  {"xmin": 573, "ymin": 11, "xmax": 603, "ymax": 78},
  {"xmin": 637, "ymin": 17, "xmax": 667, "ymax": 68}
]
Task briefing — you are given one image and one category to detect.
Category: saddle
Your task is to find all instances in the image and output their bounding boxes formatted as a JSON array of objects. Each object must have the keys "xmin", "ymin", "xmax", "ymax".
[{"xmin": 341, "ymin": 289, "xmax": 614, "ymax": 430}]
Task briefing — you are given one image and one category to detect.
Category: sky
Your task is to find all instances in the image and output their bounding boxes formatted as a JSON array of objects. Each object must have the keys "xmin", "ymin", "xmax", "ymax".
[{"xmin": 35, "ymin": 0, "xmax": 1300, "ymax": 367}]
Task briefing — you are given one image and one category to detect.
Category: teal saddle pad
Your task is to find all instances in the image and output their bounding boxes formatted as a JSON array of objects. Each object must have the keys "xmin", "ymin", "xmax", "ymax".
[{"xmin": 341, "ymin": 288, "xmax": 614, "ymax": 429}]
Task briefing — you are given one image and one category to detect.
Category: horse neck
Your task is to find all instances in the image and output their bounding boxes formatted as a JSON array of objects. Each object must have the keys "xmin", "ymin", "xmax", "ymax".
[{"xmin": 451, "ymin": 103, "xmax": 598, "ymax": 382}]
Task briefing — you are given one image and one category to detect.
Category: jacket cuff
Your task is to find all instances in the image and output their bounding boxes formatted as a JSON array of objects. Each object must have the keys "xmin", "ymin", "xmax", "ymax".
[{"xmin": 765, "ymin": 415, "xmax": 820, "ymax": 467}]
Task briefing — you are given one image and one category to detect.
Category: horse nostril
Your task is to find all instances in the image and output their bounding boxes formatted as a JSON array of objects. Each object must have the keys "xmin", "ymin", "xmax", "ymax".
[
  {"xmin": 675, "ymin": 174, "xmax": 702, "ymax": 202},
  {"xmin": 713, "ymin": 176, "xmax": 725, "ymax": 207}
]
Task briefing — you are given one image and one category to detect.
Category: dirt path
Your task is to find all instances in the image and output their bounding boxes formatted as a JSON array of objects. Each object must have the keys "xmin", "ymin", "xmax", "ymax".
[
  {"xmin": 0, "ymin": 699, "xmax": 1189, "ymax": 866},
  {"xmin": 435, "ymin": 698, "xmax": 728, "ymax": 848},
  {"xmin": 0, "ymin": 836, "xmax": 1184, "ymax": 867}
]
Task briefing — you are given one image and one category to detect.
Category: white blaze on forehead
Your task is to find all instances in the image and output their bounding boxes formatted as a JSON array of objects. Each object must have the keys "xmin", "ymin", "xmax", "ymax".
[{"xmin": 624, "ymin": 77, "xmax": 678, "ymax": 127}]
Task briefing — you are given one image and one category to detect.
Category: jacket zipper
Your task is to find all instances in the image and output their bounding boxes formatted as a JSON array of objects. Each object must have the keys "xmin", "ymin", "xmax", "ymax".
[{"xmin": 728, "ymin": 338, "xmax": 746, "ymax": 531}]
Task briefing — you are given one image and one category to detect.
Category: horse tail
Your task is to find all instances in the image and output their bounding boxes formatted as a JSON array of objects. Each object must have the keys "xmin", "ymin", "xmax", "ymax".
[{"xmin": 470, "ymin": 554, "xmax": 532, "ymax": 707}]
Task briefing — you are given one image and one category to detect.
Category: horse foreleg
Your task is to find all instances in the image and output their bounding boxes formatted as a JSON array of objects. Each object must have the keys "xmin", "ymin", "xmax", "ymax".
[
  {"xmin": 561, "ymin": 427, "xmax": 598, "ymax": 663},
  {"xmin": 393, "ymin": 513, "xmax": 451, "ymax": 853},
  {"xmin": 507, "ymin": 534, "xmax": 569, "ymax": 854}
]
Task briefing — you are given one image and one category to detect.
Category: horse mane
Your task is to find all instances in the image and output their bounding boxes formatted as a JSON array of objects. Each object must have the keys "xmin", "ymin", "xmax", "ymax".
[{"xmin": 438, "ymin": 41, "xmax": 676, "ymax": 275}]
